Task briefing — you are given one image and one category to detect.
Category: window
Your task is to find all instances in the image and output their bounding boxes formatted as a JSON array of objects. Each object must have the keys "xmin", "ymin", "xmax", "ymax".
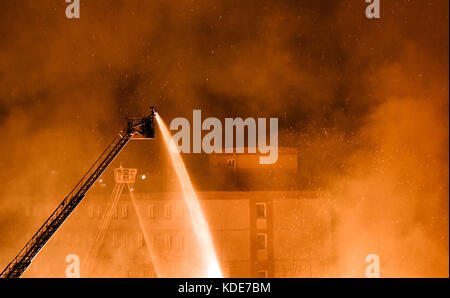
[
  {"xmin": 123, "ymin": 234, "xmax": 129, "ymax": 248},
  {"xmin": 257, "ymin": 270, "xmax": 268, "ymax": 278},
  {"xmin": 257, "ymin": 233, "xmax": 267, "ymax": 250},
  {"xmin": 112, "ymin": 207, "xmax": 118, "ymax": 219},
  {"xmin": 164, "ymin": 203, "xmax": 172, "ymax": 220},
  {"xmin": 165, "ymin": 235, "xmax": 173, "ymax": 249},
  {"xmin": 137, "ymin": 234, "xmax": 145, "ymax": 248},
  {"xmin": 96, "ymin": 206, "xmax": 103, "ymax": 219},
  {"xmin": 121, "ymin": 204, "xmax": 128, "ymax": 218},
  {"xmin": 112, "ymin": 233, "xmax": 119, "ymax": 248},
  {"xmin": 227, "ymin": 159, "xmax": 235, "ymax": 167},
  {"xmin": 256, "ymin": 203, "xmax": 267, "ymax": 218},
  {"xmin": 147, "ymin": 204, "xmax": 155, "ymax": 219},
  {"xmin": 143, "ymin": 270, "xmax": 150, "ymax": 278},
  {"xmin": 176, "ymin": 235, "xmax": 184, "ymax": 250}
]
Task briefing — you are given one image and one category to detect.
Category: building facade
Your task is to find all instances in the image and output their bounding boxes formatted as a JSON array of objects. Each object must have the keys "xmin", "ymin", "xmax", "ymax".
[
  {"xmin": 1, "ymin": 148, "xmax": 336, "ymax": 278},
  {"xmin": 9, "ymin": 190, "xmax": 334, "ymax": 278}
]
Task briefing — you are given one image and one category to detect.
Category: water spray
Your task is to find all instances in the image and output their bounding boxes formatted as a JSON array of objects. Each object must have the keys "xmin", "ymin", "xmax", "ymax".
[{"xmin": 155, "ymin": 112, "xmax": 223, "ymax": 278}]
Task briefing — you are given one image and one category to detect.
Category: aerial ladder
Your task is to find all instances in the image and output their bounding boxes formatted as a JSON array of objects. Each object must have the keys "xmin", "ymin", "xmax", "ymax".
[{"xmin": 0, "ymin": 107, "xmax": 157, "ymax": 278}]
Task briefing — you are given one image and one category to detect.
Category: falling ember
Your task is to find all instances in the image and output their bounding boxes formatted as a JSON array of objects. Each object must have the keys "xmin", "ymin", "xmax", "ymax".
[{"xmin": 155, "ymin": 113, "xmax": 223, "ymax": 278}]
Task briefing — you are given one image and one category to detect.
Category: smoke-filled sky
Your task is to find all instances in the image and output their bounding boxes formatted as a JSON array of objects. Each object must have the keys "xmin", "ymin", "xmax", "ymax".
[{"xmin": 0, "ymin": 0, "xmax": 448, "ymax": 277}]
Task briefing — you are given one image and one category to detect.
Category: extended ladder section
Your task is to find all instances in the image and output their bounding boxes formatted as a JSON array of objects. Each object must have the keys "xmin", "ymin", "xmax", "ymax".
[{"xmin": 0, "ymin": 108, "xmax": 156, "ymax": 278}]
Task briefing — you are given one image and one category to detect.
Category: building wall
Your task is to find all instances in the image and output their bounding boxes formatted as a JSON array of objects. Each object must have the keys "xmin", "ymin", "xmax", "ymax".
[
  {"xmin": 208, "ymin": 148, "xmax": 298, "ymax": 190},
  {"xmin": 272, "ymin": 193, "xmax": 336, "ymax": 277},
  {"xmin": 7, "ymin": 190, "xmax": 334, "ymax": 278}
]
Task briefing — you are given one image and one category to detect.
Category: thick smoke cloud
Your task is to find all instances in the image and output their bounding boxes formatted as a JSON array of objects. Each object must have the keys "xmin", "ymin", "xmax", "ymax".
[{"xmin": 0, "ymin": 0, "xmax": 448, "ymax": 276}]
